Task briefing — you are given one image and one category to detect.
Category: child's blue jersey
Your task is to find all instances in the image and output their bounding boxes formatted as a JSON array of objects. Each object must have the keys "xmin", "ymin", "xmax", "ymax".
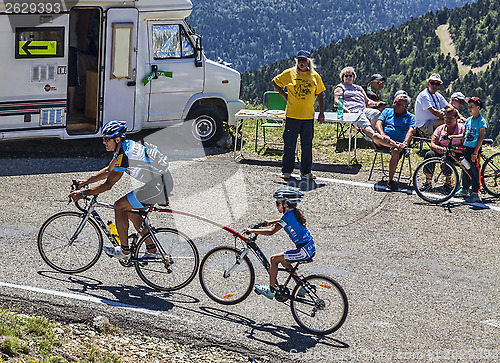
[{"xmin": 277, "ymin": 209, "xmax": 314, "ymax": 247}]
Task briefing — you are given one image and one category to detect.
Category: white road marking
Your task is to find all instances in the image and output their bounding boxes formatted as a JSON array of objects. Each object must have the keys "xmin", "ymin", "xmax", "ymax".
[
  {"xmin": 0, "ymin": 281, "xmax": 191, "ymax": 323},
  {"xmin": 481, "ymin": 319, "xmax": 500, "ymax": 328},
  {"xmin": 292, "ymin": 174, "xmax": 500, "ymax": 212}
]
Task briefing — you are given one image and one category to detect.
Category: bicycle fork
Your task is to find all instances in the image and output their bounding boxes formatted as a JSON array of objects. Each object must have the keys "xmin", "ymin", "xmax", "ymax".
[{"xmin": 223, "ymin": 247, "xmax": 250, "ymax": 278}]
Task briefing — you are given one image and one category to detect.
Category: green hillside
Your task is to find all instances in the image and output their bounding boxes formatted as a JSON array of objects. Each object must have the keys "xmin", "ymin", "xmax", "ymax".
[
  {"xmin": 241, "ymin": 0, "xmax": 500, "ymax": 142},
  {"xmin": 188, "ymin": 0, "xmax": 472, "ymax": 72}
]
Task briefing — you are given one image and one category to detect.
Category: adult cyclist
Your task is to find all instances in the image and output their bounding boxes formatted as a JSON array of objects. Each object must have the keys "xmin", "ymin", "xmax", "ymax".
[{"xmin": 68, "ymin": 120, "xmax": 173, "ymax": 259}]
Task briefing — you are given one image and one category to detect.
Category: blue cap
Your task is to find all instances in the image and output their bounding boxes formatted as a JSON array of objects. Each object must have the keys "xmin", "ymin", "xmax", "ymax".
[{"xmin": 296, "ymin": 50, "xmax": 310, "ymax": 59}]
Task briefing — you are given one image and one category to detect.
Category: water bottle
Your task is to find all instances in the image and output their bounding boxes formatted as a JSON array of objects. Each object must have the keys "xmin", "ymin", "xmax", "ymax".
[
  {"xmin": 459, "ymin": 156, "xmax": 471, "ymax": 170},
  {"xmin": 337, "ymin": 96, "xmax": 344, "ymax": 120},
  {"xmin": 107, "ymin": 221, "xmax": 120, "ymax": 243}
]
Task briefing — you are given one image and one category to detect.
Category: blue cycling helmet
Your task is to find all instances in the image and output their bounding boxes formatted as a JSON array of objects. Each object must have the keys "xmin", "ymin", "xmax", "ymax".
[
  {"xmin": 102, "ymin": 120, "xmax": 127, "ymax": 138},
  {"xmin": 273, "ymin": 187, "xmax": 304, "ymax": 205}
]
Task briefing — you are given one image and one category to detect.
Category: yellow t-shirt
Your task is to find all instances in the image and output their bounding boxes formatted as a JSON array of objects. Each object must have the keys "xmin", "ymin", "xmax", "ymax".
[{"xmin": 273, "ymin": 67, "xmax": 325, "ymax": 119}]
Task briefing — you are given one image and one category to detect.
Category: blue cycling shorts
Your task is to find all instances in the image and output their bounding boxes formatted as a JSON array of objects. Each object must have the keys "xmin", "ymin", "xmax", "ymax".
[{"xmin": 284, "ymin": 240, "xmax": 315, "ymax": 262}]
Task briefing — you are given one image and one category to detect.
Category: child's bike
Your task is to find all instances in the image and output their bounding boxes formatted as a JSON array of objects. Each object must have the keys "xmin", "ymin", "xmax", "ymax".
[
  {"xmin": 198, "ymin": 222, "xmax": 348, "ymax": 335},
  {"xmin": 413, "ymin": 138, "xmax": 499, "ymax": 203},
  {"xmin": 37, "ymin": 181, "xmax": 199, "ymax": 291}
]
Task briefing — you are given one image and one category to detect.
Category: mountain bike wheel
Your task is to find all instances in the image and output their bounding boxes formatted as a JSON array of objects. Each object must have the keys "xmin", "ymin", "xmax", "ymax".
[
  {"xmin": 37, "ymin": 211, "xmax": 103, "ymax": 274},
  {"xmin": 481, "ymin": 152, "xmax": 500, "ymax": 197},
  {"xmin": 134, "ymin": 228, "xmax": 199, "ymax": 291},
  {"xmin": 290, "ymin": 275, "xmax": 348, "ymax": 335},
  {"xmin": 199, "ymin": 246, "xmax": 255, "ymax": 305},
  {"xmin": 413, "ymin": 157, "xmax": 459, "ymax": 203}
]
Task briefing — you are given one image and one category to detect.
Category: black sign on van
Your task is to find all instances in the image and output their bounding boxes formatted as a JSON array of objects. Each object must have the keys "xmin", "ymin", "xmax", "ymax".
[{"xmin": 3, "ymin": 1, "xmax": 81, "ymax": 32}]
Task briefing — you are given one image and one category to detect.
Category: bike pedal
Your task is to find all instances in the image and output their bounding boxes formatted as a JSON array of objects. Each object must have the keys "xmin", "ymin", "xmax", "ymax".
[{"xmin": 254, "ymin": 287, "xmax": 261, "ymax": 295}]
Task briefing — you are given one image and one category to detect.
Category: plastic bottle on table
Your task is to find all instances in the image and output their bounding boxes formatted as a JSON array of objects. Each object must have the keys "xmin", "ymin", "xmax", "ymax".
[{"xmin": 337, "ymin": 96, "xmax": 344, "ymax": 120}]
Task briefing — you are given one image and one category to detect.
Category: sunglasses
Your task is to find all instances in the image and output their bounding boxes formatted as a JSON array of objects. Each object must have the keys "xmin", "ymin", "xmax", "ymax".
[
  {"xmin": 344, "ymin": 74, "xmax": 354, "ymax": 78},
  {"xmin": 275, "ymin": 200, "xmax": 282, "ymax": 206},
  {"xmin": 429, "ymin": 81, "xmax": 441, "ymax": 86},
  {"xmin": 374, "ymin": 81, "xmax": 383, "ymax": 85},
  {"xmin": 103, "ymin": 137, "xmax": 114, "ymax": 142}
]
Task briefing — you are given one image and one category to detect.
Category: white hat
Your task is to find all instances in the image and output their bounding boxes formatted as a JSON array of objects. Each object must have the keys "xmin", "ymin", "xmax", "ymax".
[
  {"xmin": 451, "ymin": 92, "xmax": 466, "ymax": 101},
  {"xmin": 427, "ymin": 73, "xmax": 443, "ymax": 84}
]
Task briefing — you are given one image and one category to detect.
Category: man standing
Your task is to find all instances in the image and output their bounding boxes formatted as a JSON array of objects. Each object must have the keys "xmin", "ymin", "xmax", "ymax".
[
  {"xmin": 374, "ymin": 94, "xmax": 415, "ymax": 190},
  {"xmin": 414, "ymin": 74, "xmax": 451, "ymax": 135},
  {"xmin": 366, "ymin": 74, "xmax": 385, "ymax": 103}
]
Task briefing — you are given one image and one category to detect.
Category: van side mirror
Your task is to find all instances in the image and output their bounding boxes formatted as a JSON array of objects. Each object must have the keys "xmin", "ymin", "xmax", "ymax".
[{"xmin": 194, "ymin": 35, "xmax": 203, "ymax": 67}]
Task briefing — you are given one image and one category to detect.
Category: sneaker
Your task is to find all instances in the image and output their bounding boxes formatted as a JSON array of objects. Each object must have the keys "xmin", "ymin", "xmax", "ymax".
[
  {"xmin": 421, "ymin": 182, "xmax": 432, "ymax": 191},
  {"xmin": 300, "ymin": 173, "xmax": 316, "ymax": 179},
  {"xmin": 254, "ymin": 284, "xmax": 275, "ymax": 300},
  {"xmin": 281, "ymin": 173, "xmax": 292, "ymax": 179},
  {"xmin": 455, "ymin": 188, "xmax": 470, "ymax": 197},
  {"xmin": 388, "ymin": 179, "xmax": 398, "ymax": 191},
  {"xmin": 103, "ymin": 245, "xmax": 130, "ymax": 259},
  {"xmin": 464, "ymin": 192, "xmax": 480, "ymax": 203}
]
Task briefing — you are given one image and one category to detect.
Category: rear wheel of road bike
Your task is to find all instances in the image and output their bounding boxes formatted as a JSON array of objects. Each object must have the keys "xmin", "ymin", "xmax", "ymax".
[
  {"xmin": 37, "ymin": 211, "xmax": 103, "ymax": 274},
  {"xmin": 481, "ymin": 152, "xmax": 500, "ymax": 197},
  {"xmin": 199, "ymin": 246, "xmax": 255, "ymax": 305},
  {"xmin": 134, "ymin": 228, "xmax": 199, "ymax": 291},
  {"xmin": 413, "ymin": 157, "xmax": 459, "ymax": 203},
  {"xmin": 290, "ymin": 274, "xmax": 348, "ymax": 335}
]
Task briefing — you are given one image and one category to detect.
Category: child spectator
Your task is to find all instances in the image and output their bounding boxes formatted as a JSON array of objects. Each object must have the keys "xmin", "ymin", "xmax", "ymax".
[{"xmin": 451, "ymin": 97, "xmax": 487, "ymax": 203}]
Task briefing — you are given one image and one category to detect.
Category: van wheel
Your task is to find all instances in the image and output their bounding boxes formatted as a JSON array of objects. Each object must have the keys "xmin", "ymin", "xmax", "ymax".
[{"xmin": 189, "ymin": 107, "xmax": 223, "ymax": 146}]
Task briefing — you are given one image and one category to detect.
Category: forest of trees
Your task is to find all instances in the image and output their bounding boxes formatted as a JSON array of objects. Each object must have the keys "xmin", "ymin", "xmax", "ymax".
[
  {"xmin": 240, "ymin": 0, "xmax": 500, "ymax": 142},
  {"xmin": 188, "ymin": 0, "xmax": 472, "ymax": 72}
]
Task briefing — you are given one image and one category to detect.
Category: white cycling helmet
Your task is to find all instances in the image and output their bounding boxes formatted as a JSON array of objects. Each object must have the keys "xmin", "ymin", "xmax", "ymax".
[{"xmin": 273, "ymin": 187, "xmax": 304, "ymax": 205}]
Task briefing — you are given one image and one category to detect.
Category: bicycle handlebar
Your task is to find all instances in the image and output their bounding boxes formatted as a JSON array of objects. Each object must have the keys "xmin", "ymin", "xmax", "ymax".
[{"xmin": 70, "ymin": 179, "xmax": 92, "ymax": 213}]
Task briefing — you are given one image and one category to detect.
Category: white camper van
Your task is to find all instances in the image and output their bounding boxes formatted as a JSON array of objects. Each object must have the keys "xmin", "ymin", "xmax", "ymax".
[{"xmin": 0, "ymin": 0, "xmax": 244, "ymax": 145}]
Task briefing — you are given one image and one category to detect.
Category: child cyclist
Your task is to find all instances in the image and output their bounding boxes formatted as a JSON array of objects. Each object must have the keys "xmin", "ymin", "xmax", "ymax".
[
  {"xmin": 450, "ymin": 97, "xmax": 487, "ymax": 203},
  {"xmin": 245, "ymin": 187, "xmax": 315, "ymax": 300}
]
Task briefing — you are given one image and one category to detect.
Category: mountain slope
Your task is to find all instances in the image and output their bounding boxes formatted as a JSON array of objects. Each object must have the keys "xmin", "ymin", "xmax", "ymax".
[
  {"xmin": 241, "ymin": 0, "xmax": 500, "ymax": 141},
  {"xmin": 188, "ymin": 0, "xmax": 473, "ymax": 72}
]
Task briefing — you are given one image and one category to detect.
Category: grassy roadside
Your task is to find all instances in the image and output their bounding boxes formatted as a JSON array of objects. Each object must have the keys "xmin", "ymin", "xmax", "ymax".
[
  {"xmin": 236, "ymin": 117, "xmax": 500, "ymax": 179},
  {"xmin": 0, "ymin": 309, "xmax": 119, "ymax": 363}
]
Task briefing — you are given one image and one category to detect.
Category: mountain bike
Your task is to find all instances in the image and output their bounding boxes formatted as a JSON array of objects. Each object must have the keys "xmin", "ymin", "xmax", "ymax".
[
  {"xmin": 413, "ymin": 138, "xmax": 499, "ymax": 203},
  {"xmin": 198, "ymin": 222, "xmax": 348, "ymax": 335},
  {"xmin": 37, "ymin": 181, "xmax": 199, "ymax": 291}
]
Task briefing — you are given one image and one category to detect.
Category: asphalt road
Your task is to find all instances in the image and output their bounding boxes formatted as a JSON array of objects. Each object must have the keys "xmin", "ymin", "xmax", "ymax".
[{"xmin": 0, "ymin": 139, "xmax": 498, "ymax": 362}]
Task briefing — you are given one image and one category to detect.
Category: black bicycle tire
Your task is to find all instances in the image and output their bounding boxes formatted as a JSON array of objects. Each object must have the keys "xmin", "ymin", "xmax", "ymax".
[
  {"xmin": 37, "ymin": 211, "xmax": 103, "ymax": 274},
  {"xmin": 481, "ymin": 152, "xmax": 500, "ymax": 197},
  {"xmin": 199, "ymin": 246, "xmax": 255, "ymax": 305},
  {"xmin": 134, "ymin": 228, "xmax": 199, "ymax": 291},
  {"xmin": 413, "ymin": 157, "xmax": 459, "ymax": 203},
  {"xmin": 290, "ymin": 274, "xmax": 348, "ymax": 335}
]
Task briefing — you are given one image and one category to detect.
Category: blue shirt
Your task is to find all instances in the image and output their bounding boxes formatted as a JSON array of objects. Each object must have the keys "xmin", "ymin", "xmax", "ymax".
[
  {"xmin": 277, "ymin": 209, "xmax": 314, "ymax": 247},
  {"xmin": 463, "ymin": 115, "xmax": 487, "ymax": 148},
  {"xmin": 378, "ymin": 108, "xmax": 415, "ymax": 142}
]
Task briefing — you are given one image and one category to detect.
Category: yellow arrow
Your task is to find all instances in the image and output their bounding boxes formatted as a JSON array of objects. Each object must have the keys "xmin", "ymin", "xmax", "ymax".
[{"xmin": 19, "ymin": 41, "xmax": 57, "ymax": 56}]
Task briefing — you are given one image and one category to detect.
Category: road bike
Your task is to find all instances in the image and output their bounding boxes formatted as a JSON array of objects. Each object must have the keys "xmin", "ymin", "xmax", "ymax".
[
  {"xmin": 198, "ymin": 222, "xmax": 348, "ymax": 335},
  {"xmin": 37, "ymin": 181, "xmax": 199, "ymax": 291},
  {"xmin": 413, "ymin": 138, "xmax": 499, "ymax": 203}
]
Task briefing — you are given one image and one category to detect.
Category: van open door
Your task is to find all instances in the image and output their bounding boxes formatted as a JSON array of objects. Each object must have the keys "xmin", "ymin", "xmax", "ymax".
[{"xmin": 102, "ymin": 8, "xmax": 138, "ymax": 132}]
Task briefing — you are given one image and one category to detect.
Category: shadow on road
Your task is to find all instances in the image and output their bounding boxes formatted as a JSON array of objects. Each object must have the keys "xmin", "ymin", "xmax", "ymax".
[{"xmin": 37, "ymin": 270, "xmax": 200, "ymax": 312}]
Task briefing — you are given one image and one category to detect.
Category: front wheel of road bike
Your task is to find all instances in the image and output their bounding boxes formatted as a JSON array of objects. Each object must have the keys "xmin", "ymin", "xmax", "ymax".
[
  {"xmin": 199, "ymin": 246, "xmax": 255, "ymax": 305},
  {"xmin": 134, "ymin": 228, "xmax": 199, "ymax": 291},
  {"xmin": 290, "ymin": 274, "xmax": 348, "ymax": 335},
  {"xmin": 413, "ymin": 157, "xmax": 460, "ymax": 203},
  {"xmin": 481, "ymin": 152, "xmax": 500, "ymax": 197},
  {"xmin": 38, "ymin": 211, "xmax": 103, "ymax": 274}
]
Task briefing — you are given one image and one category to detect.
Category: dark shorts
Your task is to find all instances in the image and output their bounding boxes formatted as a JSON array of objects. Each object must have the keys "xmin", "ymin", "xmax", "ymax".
[
  {"xmin": 68, "ymin": 46, "xmax": 80, "ymax": 87},
  {"xmin": 126, "ymin": 173, "xmax": 173, "ymax": 209}
]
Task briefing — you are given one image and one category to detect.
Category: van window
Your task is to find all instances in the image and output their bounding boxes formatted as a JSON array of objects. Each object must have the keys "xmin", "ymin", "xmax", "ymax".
[
  {"xmin": 152, "ymin": 25, "xmax": 194, "ymax": 59},
  {"xmin": 15, "ymin": 27, "xmax": 65, "ymax": 59}
]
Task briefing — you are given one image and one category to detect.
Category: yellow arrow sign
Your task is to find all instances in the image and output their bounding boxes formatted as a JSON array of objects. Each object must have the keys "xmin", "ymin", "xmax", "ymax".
[{"xmin": 19, "ymin": 40, "xmax": 57, "ymax": 56}]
